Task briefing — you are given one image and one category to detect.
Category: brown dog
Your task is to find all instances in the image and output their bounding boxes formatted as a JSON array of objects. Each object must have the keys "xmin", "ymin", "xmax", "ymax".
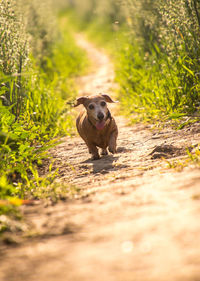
[{"xmin": 74, "ymin": 93, "xmax": 118, "ymax": 160}]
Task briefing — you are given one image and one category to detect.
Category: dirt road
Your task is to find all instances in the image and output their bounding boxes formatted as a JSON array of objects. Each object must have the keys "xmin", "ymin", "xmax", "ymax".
[{"xmin": 1, "ymin": 35, "xmax": 200, "ymax": 281}]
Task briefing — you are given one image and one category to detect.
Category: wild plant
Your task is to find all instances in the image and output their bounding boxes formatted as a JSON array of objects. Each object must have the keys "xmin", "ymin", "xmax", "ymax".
[
  {"xmin": 0, "ymin": 0, "xmax": 29, "ymax": 118},
  {"xmin": 117, "ymin": 0, "xmax": 200, "ymax": 118},
  {"xmin": 0, "ymin": 1, "xmax": 87, "ymax": 214}
]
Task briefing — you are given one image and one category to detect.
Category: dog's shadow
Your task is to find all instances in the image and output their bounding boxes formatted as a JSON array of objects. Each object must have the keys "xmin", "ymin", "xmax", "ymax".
[{"xmin": 82, "ymin": 154, "xmax": 120, "ymax": 174}]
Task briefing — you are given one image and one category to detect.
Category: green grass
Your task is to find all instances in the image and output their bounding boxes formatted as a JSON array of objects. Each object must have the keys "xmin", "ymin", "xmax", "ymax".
[
  {"xmin": 0, "ymin": 6, "xmax": 88, "ymax": 224},
  {"xmin": 164, "ymin": 145, "xmax": 200, "ymax": 172}
]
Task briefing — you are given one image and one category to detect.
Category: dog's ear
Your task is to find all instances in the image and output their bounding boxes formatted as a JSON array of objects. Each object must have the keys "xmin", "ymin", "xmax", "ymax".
[
  {"xmin": 74, "ymin": 96, "xmax": 88, "ymax": 107},
  {"xmin": 100, "ymin": 93, "xmax": 117, "ymax": 103}
]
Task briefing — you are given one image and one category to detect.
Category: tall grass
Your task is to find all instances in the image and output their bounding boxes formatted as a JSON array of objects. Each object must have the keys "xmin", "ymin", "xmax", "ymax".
[
  {"xmin": 117, "ymin": 0, "xmax": 200, "ymax": 120},
  {"xmin": 0, "ymin": 0, "xmax": 87, "ymax": 216}
]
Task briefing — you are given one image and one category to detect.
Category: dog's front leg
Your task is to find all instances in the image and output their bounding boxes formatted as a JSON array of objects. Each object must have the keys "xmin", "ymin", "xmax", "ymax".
[
  {"xmin": 88, "ymin": 143, "xmax": 100, "ymax": 160},
  {"xmin": 108, "ymin": 131, "xmax": 117, "ymax": 154}
]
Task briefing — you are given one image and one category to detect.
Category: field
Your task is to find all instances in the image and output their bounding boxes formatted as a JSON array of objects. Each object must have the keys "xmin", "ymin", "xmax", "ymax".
[
  {"xmin": 0, "ymin": 0, "xmax": 87, "ymax": 218},
  {"xmin": 1, "ymin": 1, "xmax": 200, "ymax": 280}
]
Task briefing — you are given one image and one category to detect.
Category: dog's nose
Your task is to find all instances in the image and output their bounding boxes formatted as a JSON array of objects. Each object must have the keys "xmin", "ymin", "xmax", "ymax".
[{"xmin": 97, "ymin": 112, "xmax": 104, "ymax": 121}]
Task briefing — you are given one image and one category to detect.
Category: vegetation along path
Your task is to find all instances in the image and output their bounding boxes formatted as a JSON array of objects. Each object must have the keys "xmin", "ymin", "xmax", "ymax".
[{"xmin": 1, "ymin": 35, "xmax": 200, "ymax": 281}]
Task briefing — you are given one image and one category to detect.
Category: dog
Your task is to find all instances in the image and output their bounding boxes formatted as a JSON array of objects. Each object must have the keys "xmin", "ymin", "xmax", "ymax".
[{"xmin": 74, "ymin": 93, "xmax": 118, "ymax": 160}]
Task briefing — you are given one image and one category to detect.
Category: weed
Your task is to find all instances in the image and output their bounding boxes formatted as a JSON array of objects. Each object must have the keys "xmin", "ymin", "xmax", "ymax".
[{"xmin": 187, "ymin": 146, "xmax": 200, "ymax": 166}]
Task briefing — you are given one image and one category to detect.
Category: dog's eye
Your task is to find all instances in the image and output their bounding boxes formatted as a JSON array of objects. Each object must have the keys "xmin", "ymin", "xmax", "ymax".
[
  {"xmin": 88, "ymin": 104, "xmax": 94, "ymax": 110},
  {"xmin": 101, "ymin": 101, "xmax": 106, "ymax": 107}
]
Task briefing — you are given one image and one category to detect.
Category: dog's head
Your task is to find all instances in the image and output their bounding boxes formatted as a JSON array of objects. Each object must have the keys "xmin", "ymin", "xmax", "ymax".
[{"xmin": 74, "ymin": 93, "xmax": 117, "ymax": 130}]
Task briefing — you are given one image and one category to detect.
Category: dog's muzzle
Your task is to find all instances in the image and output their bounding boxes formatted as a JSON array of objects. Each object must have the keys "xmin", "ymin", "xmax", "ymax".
[{"xmin": 97, "ymin": 112, "xmax": 104, "ymax": 121}]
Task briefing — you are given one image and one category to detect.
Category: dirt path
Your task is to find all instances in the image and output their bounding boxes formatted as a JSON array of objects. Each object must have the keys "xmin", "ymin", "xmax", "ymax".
[{"xmin": 1, "ymin": 35, "xmax": 200, "ymax": 281}]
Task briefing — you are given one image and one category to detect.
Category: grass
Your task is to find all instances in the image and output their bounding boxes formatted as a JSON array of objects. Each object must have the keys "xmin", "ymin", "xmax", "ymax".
[
  {"xmin": 0, "ymin": 3, "xmax": 88, "ymax": 230},
  {"xmin": 164, "ymin": 146, "xmax": 200, "ymax": 172}
]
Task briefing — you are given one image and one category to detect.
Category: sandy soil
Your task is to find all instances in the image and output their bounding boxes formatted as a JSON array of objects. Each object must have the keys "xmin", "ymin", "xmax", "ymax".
[{"xmin": 1, "ymin": 34, "xmax": 200, "ymax": 281}]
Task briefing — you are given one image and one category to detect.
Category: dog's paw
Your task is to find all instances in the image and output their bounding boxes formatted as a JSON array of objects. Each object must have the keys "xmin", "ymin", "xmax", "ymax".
[
  {"xmin": 91, "ymin": 154, "xmax": 100, "ymax": 160},
  {"xmin": 108, "ymin": 146, "xmax": 117, "ymax": 154}
]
